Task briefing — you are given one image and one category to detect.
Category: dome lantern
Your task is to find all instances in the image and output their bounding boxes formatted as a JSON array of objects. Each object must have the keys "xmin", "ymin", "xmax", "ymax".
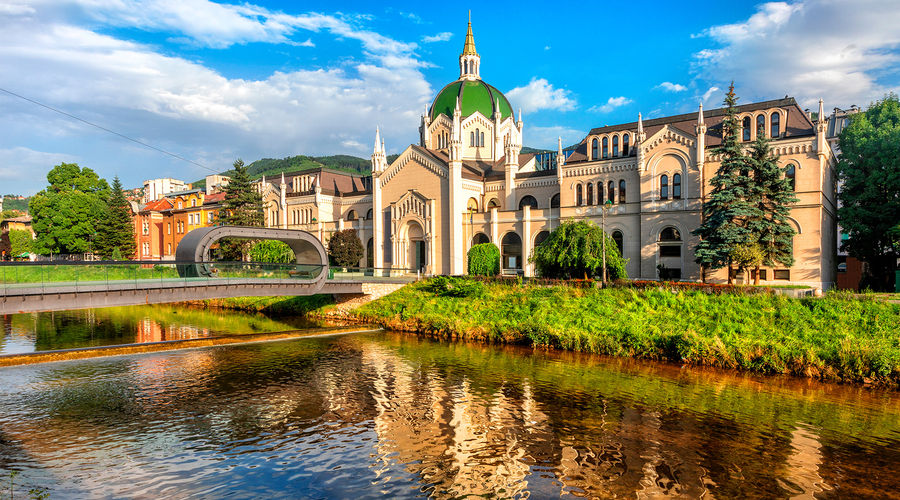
[{"xmin": 459, "ymin": 11, "xmax": 480, "ymax": 81}]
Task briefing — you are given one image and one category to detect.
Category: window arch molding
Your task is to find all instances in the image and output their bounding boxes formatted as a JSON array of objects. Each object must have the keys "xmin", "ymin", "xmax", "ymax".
[{"xmin": 648, "ymin": 150, "xmax": 691, "ymax": 200}]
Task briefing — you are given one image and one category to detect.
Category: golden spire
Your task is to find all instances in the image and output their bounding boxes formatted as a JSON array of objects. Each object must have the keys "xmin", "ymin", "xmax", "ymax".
[{"xmin": 462, "ymin": 11, "xmax": 477, "ymax": 56}]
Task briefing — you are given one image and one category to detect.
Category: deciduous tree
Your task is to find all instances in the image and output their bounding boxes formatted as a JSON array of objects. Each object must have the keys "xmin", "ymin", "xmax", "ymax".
[
  {"xmin": 531, "ymin": 220, "xmax": 627, "ymax": 280},
  {"xmin": 328, "ymin": 229, "xmax": 364, "ymax": 268},
  {"xmin": 837, "ymin": 94, "xmax": 900, "ymax": 290},
  {"xmin": 29, "ymin": 163, "xmax": 109, "ymax": 255}
]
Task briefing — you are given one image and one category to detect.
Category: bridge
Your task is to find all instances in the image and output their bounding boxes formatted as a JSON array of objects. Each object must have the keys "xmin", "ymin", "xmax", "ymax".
[{"xmin": 0, "ymin": 227, "xmax": 415, "ymax": 314}]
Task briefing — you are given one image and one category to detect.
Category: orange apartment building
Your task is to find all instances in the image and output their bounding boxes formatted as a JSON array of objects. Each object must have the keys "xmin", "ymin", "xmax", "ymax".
[{"xmin": 133, "ymin": 190, "xmax": 225, "ymax": 260}]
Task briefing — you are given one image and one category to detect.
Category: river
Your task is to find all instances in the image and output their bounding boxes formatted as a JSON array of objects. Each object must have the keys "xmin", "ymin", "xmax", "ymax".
[{"xmin": 0, "ymin": 307, "xmax": 898, "ymax": 498}]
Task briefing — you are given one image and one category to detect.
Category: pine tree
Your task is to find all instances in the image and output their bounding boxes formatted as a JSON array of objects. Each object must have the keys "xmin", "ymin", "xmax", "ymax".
[
  {"xmin": 692, "ymin": 83, "xmax": 759, "ymax": 283},
  {"xmin": 747, "ymin": 130, "xmax": 798, "ymax": 283},
  {"xmin": 94, "ymin": 176, "xmax": 136, "ymax": 259},
  {"xmin": 219, "ymin": 159, "xmax": 265, "ymax": 260}
]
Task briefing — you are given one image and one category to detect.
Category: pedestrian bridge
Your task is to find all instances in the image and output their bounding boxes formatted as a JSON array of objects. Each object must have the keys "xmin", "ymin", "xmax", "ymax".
[{"xmin": 0, "ymin": 227, "xmax": 415, "ymax": 314}]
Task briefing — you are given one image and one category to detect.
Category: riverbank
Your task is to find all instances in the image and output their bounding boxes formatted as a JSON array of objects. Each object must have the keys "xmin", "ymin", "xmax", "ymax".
[{"xmin": 202, "ymin": 280, "xmax": 900, "ymax": 386}]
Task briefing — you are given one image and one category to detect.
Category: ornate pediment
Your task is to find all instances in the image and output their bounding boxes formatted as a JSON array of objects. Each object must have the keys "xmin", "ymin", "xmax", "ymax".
[
  {"xmin": 643, "ymin": 125, "xmax": 696, "ymax": 154},
  {"xmin": 391, "ymin": 189, "xmax": 431, "ymax": 221},
  {"xmin": 380, "ymin": 146, "xmax": 448, "ymax": 187}
]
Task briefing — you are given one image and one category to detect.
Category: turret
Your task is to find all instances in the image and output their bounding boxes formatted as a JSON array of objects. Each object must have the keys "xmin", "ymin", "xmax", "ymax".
[
  {"xmin": 279, "ymin": 172, "xmax": 287, "ymax": 228},
  {"xmin": 459, "ymin": 12, "xmax": 480, "ymax": 80},
  {"xmin": 555, "ymin": 136, "xmax": 565, "ymax": 184},
  {"xmin": 371, "ymin": 127, "xmax": 386, "ymax": 174},
  {"xmin": 816, "ymin": 98, "xmax": 828, "ymax": 174},
  {"xmin": 695, "ymin": 103, "xmax": 707, "ymax": 170},
  {"xmin": 450, "ymin": 97, "xmax": 463, "ymax": 161},
  {"xmin": 636, "ymin": 112, "xmax": 647, "ymax": 170}
]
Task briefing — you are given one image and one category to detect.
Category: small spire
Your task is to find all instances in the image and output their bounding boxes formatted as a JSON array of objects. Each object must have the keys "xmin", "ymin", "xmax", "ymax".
[
  {"xmin": 374, "ymin": 127, "xmax": 381, "ymax": 152},
  {"xmin": 518, "ymin": 108, "xmax": 523, "ymax": 122},
  {"xmin": 455, "ymin": 96, "xmax": 461, "ymax": 113},
  {"xmin": 818, "ymin": 98, "xmax": 825, "ymax": 123},
  {"xmin": 280, "ymin": 172, "xmax": 285, "ymax": 185},
  {"xmin": 637, "ymin": 112, "xmax": 644, "ymax": 134},
  {"xmin": 462, "ymin": 11, "xmax": 477, "ymax": 56},
  {"xmin": 381, "ymin": 139, "xmax": 385, "ymax": 155},
  {"xmin": 698, "ymin": 102, "xmax": 704, "ymax": 125},
  {"xmin": 557, "ymin": 136, "xmax": 562, "ymax": 154}
]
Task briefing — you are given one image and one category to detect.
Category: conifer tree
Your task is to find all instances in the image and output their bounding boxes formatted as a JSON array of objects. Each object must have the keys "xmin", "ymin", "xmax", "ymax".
[
  {"xmin": 94, "ymin": 176, "xmax": 136, "ymax": 259},
  {"xmin": 219, "ymin": 159, "xmax": 265, "ymax": 260},
  {"xmin": 747, "ymin": 131, "xmax": 798, "ymax": 283},
  {"xmin": 692, "ymin": 83, "xmax": 758, "ymax": 283}
]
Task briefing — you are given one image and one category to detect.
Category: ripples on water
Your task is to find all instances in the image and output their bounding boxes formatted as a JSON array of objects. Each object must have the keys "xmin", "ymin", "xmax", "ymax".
[{"xmin": 0, "ymin": 331, "xmax": 899, "ymax": 498}]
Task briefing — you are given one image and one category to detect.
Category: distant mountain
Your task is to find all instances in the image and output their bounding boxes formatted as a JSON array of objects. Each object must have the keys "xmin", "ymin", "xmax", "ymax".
[
  {"xmin": 192, "ymin": 154, "xmax": 371, "ymax": 187},
  {"xmin": 1, "ymin": 195, "xmax": 30, "ymax": 213}
]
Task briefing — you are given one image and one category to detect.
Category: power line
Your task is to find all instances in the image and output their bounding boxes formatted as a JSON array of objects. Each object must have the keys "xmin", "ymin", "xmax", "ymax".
[{"xmin": 0, "ymin": 86, "xmax": 218, "ymax": 173}]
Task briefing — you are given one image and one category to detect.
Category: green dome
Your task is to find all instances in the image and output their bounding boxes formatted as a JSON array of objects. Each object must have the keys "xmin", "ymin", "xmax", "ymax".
[{"xmin": 430, "ymin": 79, "xmax": 514, "ymax": 121}]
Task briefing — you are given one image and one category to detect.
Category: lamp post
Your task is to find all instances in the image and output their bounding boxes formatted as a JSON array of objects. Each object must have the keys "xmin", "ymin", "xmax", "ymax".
[{"xmin": 601, "ymin": 200, "xmax": 612, "ymax": 286}]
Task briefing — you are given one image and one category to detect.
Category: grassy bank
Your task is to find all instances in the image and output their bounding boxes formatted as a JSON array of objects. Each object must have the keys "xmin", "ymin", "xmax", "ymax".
[
  {"xmin": 199, "ymin": 295, "xmax": 337, "ymax": 315},
  {"xmin": 353, "ymin": 279, "xmax": 900, "ymax": 385}
]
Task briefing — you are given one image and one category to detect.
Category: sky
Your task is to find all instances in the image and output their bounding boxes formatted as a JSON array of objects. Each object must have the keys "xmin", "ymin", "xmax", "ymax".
[{"xmin": 1, "ymin": 0, "xmax": 899, "ymax": 195}]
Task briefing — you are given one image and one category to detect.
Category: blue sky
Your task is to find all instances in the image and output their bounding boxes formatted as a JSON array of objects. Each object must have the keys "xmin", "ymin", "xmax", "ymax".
[{"xmin": 1, "ymin": 0, "xmax": 899, "ymax": 195}]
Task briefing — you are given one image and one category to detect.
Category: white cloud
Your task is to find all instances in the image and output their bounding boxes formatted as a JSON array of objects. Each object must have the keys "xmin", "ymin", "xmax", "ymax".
[
  {"xmin": 506, "ymin": 78, "xmax": 576, "ymax": 112},
  {"xmin": 588, "ymin": 96, "xmax": 632, "ymax": 114},
  {"xmin": 656, "ymin": 82, "xmax": 687, "ymax": 92},
  {"xmin": 0, "ymin": 147, "xmax": 74, "ymax": 192},
  {"xmin": 701, "ymin": 86, "xmax": 721, "ymax": 102},
  {"xmin": 298, "ymin": 38, "xmax": 314, "ymax": 47},
  {"xmin": 422, "ymin": 32, "xmax": 452, "ymax": 43},
  {"xmin": 693, "ymin": 0, "xmax": 900, "ymax": 108},
  {"xmin": 526, "ymin": 126, "xmax": 584, "ymax": 150},
  {"xmin": 0, "ymin": 2, "xmax": 434, "ymax": 193}
]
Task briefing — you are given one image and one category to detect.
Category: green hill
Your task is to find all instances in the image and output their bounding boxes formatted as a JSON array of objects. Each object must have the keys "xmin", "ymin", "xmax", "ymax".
[{"xmin": 1, "ymin": 196, "xmax": 30, "ymax": 214}]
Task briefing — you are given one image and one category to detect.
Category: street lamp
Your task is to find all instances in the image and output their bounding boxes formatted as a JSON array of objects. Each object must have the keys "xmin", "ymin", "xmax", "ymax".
[{"xmin": 601, "ymin": 200, "xmax": 612, "ymax": 286}]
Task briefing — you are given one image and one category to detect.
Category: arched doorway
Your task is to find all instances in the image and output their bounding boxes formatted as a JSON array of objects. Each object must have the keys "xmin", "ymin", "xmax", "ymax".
[
  {"xmin": 366, "ymin": 237, "xmax": 374, "ymax": 268},
  {"xmin": 472, "ymin": 232, "xmax": 489, "ymax": 246},
  {"xmin": 657, "ymin": 226, "xmax": 682, "ymax": 280},
  {"xmin": 611, "ymin": 230, "xmax": 624, "ymax": 257},
  {"xmin": 534, "ymin": 230, "xmax": 550, "ymax": 249},
  {"xmin": 501, "ymin": 232, "xmax": 522, "ymax": 274},
  {"xmin": 405, "ymin": 221, "xmax": 426, "ymax": 272}
]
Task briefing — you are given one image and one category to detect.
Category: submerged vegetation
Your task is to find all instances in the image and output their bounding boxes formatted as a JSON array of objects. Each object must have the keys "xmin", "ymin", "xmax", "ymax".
[{"xmin": 353, "ymin": 278, "xmax": 900, "ymax": 385}]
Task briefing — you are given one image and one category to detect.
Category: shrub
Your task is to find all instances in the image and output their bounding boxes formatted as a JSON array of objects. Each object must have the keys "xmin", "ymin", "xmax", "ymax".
[
  {"xmin": 328, "ymin": 229, "xmax": 364, "ymax": 267},
  {"xmin": 468, "ymin": 243, "xmax": 500, "ymax": 276},
  {"xmin": 423, "ymin": 276, "xmax": 485, "ymax": 298},
  {"xmin": 249, "ymin": 240, "xmax": 295, "ymax": 263},
  {"xmin": 531, "ymin": 220, "xmax": 628, "ymax": 279}
]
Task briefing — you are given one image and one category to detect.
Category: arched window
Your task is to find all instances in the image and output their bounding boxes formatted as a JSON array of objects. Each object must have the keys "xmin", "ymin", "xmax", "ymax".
[
  {"xmin": 467, "ymin": 197, "xmax": 479, "ymax": 213},
  {"xmin": 464, "ymin": 60, "xmax": 468, "ymax": 74},
  {"xmin": 487, "ymin": 198, "xmax": 501, "ymax": 209},
  {"xmin": 470, "ymin": 131, "xmax": 475, "ymax": 146},
  {"xmin": 622, "ymin": 134, "xmax": 630, "ymax": 156},
  {"xmin": 602, "ymin": 137, "xmax": 609, "ymax": 158},
  {"xmin": 575, "ymin": 184, "xmax": 583, "ymax": 206},
  {"xmin": 518, "ymin": 195, "xmax": 538, "ymax": 210},
  {"xmin": 501, "ymin": 232, "xmax": 523, "ymax": 272},
  {"xmin": 550, "ymin": 193, "xmax": 560, "ymax": 208},
  {"xmin": 472, "ymin": 233, "xmax": 490, "ymax": 246},
  {"xmin": 366, "ymin": 209, "xmax": 373, "ymax": 220},
  {"xmin": 619, "ymin": 180, "xmax": 626, "ymax": 203},
  {"xmin": 660, "ymin": 174, "xmax": 669, "ymax": 200},
  {"xmin": 612, "ymin": 135, "xmax": 619, "ymax": 157},
  {"xmin": 756, "ymin": 114, "xmax": 766, "ymax": 139},
  {"xmin": 598, "ymin": 182, "xmax": 605, "ymax": 204},
  {"xmin": 608, "ymin": 181, "xmax": 615, "ymax": 203},
  {"xmin": 673, "ymin": 173, "xmax": 682, "ymax": 199},
  {"xmin": 743, "ymin": 116, "xmax": 751, "ymax": 141},
  {"xmin": 534, "ymin": 231, "xmax": 550, "ymax": 249},
  {"xmin": 659, "ymin": 227, "xmax": 681, "ymax": 241},
  {"xmin": 612, "ymin": 230, "xmax": 624, "ymax": 256},
  {"xmin": 587, "ymin": 183, "xmax": 594, "ymax": 205},
  {"xmin": 346, "ymin": 210, "xmax": 356, "ymax": 221},
  {"xmin": 591, "ymin": 138, "xmax": 599, "ymax": 160},
  {"xmin": 480, "ymin": 131, "xmax": 485, "ymax": 148},
  {"xmin": 771, "ymin": 113, "xmax": 780, "ymax": 138},
  {"xmin": 366, "ymin": 238, "xmax": 374, "ymax": 268},
  {"xmin": 786, "ymin": 164, "xmax": 796, "ymax": 191}
]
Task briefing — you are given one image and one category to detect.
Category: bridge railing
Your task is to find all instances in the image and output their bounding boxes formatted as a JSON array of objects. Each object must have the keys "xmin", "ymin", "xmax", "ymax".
[
  {"xmin": 326, "ymin": 267, "xmax": 421, "ymax": 281},
  {"xmin": 0, "ymin": 261, "xmax": 326, "ymax": 295}
]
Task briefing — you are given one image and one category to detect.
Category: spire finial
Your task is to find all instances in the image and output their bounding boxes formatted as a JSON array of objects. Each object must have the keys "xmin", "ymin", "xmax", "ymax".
[
  {"xmin": 698, "ymin": 102, "xmax": 704, "ymax": 125},
  {"xmin": 818, "ymin": 98, "xmax": 825, "ymax": 123},
  {"xmin": 638, "ymin": 112, "xmax": 644, "ymax": 134},
  {"xmin": 462, "ymin": 12, "xmax": 477, "ymax": 56},
  {"xmin": 374, "ymin": 127, "xmax": 381, "ymax": 152}
]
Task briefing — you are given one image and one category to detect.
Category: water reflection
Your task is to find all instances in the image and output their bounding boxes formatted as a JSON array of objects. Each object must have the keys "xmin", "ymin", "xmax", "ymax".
[
  {"xmin": 0, "ymin": 306, "xmax": 318, "ymax": 353},
  {"xmin": 0, "ymin": 331, "xmax": 898, "ymax": 498}
]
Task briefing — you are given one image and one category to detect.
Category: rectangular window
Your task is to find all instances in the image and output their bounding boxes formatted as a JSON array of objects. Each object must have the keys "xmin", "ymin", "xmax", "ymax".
[
  {"xmin": 774, "ymin": 269, "xmax": 790, "ymax": 280},
  {"xmin": 167, "ymin": 223, "xmax": 171, "ymax": 235},
  {"xmin": 208, "ymin": 212, "xmax": 214, "ymax": 223},
  {"xmin": 659, "ymin": 245, "xmax": 681, "ymax": 257},
  {"xmin": 167, "ymin": 243, "xmax": 172, "ymax": 255}
]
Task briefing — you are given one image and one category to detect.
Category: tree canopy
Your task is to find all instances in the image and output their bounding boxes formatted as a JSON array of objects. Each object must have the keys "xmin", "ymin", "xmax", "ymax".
[
  {"xmin": 531, "ymin": 220, "xmax": 627, "ymax": 280},
  {"xmin": 219, "ymin": 159, "xmax": 265, "ymax": 260},
  {"xmin": 328, "ymin": 229, "xmax": 364, "ymax": 268},
  {"xmin": 837, "ymin": 94, "xmax": 900, "ymax": 290},
  {"xmin": 29, "ymin": 163, "xmax": 110, "ymax": 255},
  {"xmin": 249, "ymin": 240, "xmax": 295, "ymax": 263}
]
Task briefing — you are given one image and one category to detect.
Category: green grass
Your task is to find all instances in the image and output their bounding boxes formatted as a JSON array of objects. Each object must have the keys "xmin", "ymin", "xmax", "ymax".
[
  {"xmin": 202, "ymin": 295, "xmax": 337, "ymax": 315},
  {"xmin": 354, "ymin": 279, "xmax": 900, "ymax": 385}
]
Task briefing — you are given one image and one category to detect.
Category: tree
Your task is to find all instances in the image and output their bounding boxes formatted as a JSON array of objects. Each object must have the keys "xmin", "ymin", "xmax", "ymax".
[
  {"xmin": 467, "ymin": 243, "xmax": 500, "ymax": 276},
  {"xmin": 729, "ymin": 243, "xmax": 764, "ymax": 284},
  {"xmin": 837, "ymin": 94, "xmax": 900, "ymax": 290},
  {"xmin": 29, "ymin": 163, "xmax": 109, "ymax": 255},
  {"xmin": 328, "ymin": 229, "xmax": 364, "ymax": 267},
  {"xmin": 94, "ymin": 176, "xmax": 136, "ymax": 259},
  {"xmin": 249, "ymin": 240, "xmax": 295, "ymax": 263},
  {"xmin": 8, "ymin": 229, "xmax": 33, "ymax": 258},
  {"xmin": 219, "ymin": 159, "xmax": 265, "ymax": 260},
  {"xmin": 531, "ymin": 220, "xmax": 627, "ymax": 280},
  {"xmin": 693, "ymin": 83, "xmax": 759, "ymax": 283},
  {"xmin": 747, "ymin": 131, "xmax": 798, "ymax": 284}
]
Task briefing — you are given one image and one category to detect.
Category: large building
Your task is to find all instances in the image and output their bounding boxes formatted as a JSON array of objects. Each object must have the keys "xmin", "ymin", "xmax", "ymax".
[{"xmin": 258, "ymin": 20, "xmax": 837, "ymax": 289}]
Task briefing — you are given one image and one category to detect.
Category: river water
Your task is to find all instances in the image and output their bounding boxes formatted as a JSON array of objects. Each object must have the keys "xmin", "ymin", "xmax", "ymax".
[{"xmin": 0, "ymin": 308, "xmax": 899, "ymax": 498}]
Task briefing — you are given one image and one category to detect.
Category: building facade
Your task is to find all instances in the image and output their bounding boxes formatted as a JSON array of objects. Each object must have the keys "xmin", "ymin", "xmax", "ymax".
[{"xmin": 257, "ymin": 20, "xmax": 837, "ymax": 289}]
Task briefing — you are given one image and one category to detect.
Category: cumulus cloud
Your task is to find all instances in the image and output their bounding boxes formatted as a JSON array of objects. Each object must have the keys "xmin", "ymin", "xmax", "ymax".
[
  {"xmin": 588, "ymin": 96, "xmax": 632, "ymax": 114},
  {"xmin": 0, "ymin": 147, "xmax": 74, "ymax": 192},
  {"xmin": 506, "ymin": 78, "xmax": 576, "ymax": 112},
  {"xmin": 422, "ymin": 32, "xmax": 452, "ymax": 43},
  {"xmin": 0, "ymin": 1, "xmax": 434, "ymax": 193},
  {"xmin": 693, "ymin": 0, "xmax": 900, "ymax": 108},
  {"xmin": 656, "ymin": 82, "xmax": 687, "ymax": 92}
]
